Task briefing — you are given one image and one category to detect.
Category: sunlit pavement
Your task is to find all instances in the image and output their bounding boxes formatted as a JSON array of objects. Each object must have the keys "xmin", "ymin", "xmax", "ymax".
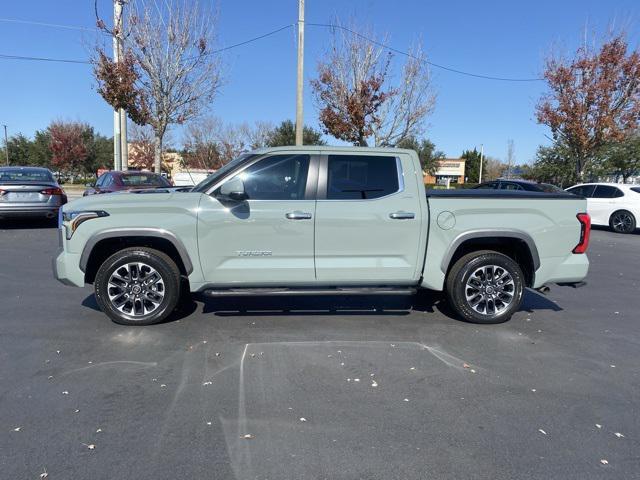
[{"xmin": 0, "ymin": 221, "xmax": 639, "ymax": 479}]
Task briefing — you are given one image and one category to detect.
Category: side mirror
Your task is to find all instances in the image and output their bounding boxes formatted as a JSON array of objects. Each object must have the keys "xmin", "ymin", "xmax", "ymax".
[{"xmin": 219, "ymin": 177, "xmax": 248, "ymax": 201}]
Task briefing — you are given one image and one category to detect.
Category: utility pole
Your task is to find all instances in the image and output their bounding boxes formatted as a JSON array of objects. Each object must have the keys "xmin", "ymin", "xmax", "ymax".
[
  {"xmin": 478, "ymin": 144, "xmax": 484, "ymax": 183},
  {"xmin": 112, "ymin": 1, "xmax": 128, "ymax": 171},
  {"xmin": 294, "ymin": 0, "xmax": 305, "ymax": 146},
  {"xmin": 112, "ymin": 0, "xmax": 122, "ymax": 171},
  {"xmin": 3, "ymin": 125, "xmax": 8, "ymax": 165}
]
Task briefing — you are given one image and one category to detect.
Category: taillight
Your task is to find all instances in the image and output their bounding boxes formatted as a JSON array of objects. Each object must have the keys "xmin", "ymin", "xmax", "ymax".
[
  {"xmin": 41, "ymin": 187, "xmax": 64, "ymax": 196},
  {"xmin": 573, "ymin": 213, "xmax": 591, "ymax": 254}
]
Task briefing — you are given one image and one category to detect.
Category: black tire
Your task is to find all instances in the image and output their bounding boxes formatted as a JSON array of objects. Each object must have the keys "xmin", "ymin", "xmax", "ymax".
[
  {"xmin": 445, "ymin": 250, "xmax": 525, "ymax": 324},
  {"xmin": 609, "ymin": 210, "xmax": 636, "ymax": 234},
  {"xmin": 94, "ymin": 247, "xmax": 182, "ymax": 326}
]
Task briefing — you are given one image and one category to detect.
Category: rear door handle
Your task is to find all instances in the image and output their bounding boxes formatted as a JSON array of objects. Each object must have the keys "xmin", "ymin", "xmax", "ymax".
[
  {"xmin": 389, "ymin": 211, "xmax": 415, "ymax": 219},
  {"xmin": 286, "ymin": 211, "xmax": 312, "ymax": 220}
]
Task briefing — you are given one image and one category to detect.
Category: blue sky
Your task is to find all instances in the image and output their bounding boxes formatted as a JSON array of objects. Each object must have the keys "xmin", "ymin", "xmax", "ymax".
[{"xmin": 0, "ymin": 0, "xmax": 638, "ymax": 163}]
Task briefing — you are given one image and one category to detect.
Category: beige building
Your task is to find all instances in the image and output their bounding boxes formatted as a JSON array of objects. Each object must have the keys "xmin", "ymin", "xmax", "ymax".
[{"xmin": 424, "ymin": 158, "xmax": 466, "ymax": 185}]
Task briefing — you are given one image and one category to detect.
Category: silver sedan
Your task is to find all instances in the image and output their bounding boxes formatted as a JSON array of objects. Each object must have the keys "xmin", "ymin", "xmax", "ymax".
[{"xmin": 0, "ymin": 167, "xmax": 67, "ymax": 221}]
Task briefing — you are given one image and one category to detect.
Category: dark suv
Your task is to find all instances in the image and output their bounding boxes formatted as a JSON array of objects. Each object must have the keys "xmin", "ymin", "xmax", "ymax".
[{"xmin": 474, "ymin": 179, "xmax": 563, "ymax": 193}]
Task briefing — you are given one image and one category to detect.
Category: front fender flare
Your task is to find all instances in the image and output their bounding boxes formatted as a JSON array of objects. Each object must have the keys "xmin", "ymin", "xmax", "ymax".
[{"xmin": 79, "ymin": 228, "xmax": 194, "ymax": 274}]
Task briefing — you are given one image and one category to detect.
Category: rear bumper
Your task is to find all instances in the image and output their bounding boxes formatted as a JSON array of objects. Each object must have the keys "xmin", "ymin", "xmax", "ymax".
[
  {"xmin": 52, "ymin": 228, "xmax": 85, "ymax": 287},
  {"xmin": 0, "ymin": 205, "xmax": 61, "ymax": 218},
  {"xmin": 532, "ymin": 254, "xmax": 589, "ymax": 288}
]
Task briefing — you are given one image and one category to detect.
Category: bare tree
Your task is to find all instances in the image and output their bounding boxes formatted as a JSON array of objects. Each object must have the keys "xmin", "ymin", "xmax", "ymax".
[
  {"xmin": 182, "ymin": 117, "xmax": 273, "ymax": 169},
  {"xmin": 311, "ymin": 21, "xmax": 435, "ymax": 147},
  {"xmin": 93, "ymin": 0, "xmax": 222, "ymax": 173},
  {"xmin": 506, "ymin": 139, "xmax": 515, "ymax": 178},
  {"xmin": 373, "ymin": 43, "xmax": 435, "ymax": 146},
  {"xmin": 128, "ymin": 124, "xmax": 155, "ymax": 170}
]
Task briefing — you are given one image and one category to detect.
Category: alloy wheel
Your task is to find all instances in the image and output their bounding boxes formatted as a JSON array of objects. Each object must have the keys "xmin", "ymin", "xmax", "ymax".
[
  {"xmin": 107, "ymin": 262, "xmax": 165, "ymax": 317},
  {"xmin": 612, "ymin": 212, "xmax": 634, "ymax": 233},
  {"xmin": 464, "ymin": 265, "xmax": 515, "ymax": 316}
]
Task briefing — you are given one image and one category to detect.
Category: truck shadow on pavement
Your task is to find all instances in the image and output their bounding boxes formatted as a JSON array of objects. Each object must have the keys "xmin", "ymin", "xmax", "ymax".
[
  {"xmin": 193, "ymin": 288, "xmax": 561, "ymax": 321},
  {"xmin": 82, "ymin": 288, "xmax": 561, "ymax": 323}
]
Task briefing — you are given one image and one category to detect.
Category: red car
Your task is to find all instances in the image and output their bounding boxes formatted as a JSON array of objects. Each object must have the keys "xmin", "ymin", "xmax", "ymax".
[{"xmin": 83, "ymin": 171, "xmax": 172, "ymax": 196}]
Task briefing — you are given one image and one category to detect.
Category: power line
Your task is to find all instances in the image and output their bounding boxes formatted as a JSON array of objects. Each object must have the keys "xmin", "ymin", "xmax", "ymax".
[
  {"xmin": 0, "ymin": 54, "xmax": 90, "ymax": 64},
  {"xmin": 0, "ymin": 24, "xmax": 295, "ymax": 65},
  {"xmin": 307, "ymin": 22, "xmax": 544, "ymax": 82},
  {"xmin": 0, "ymin": 17, "xmax": 97, "ymax": 32}
]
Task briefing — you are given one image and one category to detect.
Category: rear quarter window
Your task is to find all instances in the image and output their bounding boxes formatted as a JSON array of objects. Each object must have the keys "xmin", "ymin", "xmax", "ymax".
[{"xmin": 631, "ymin": 187, "xmax": 640, "ymax": 194}]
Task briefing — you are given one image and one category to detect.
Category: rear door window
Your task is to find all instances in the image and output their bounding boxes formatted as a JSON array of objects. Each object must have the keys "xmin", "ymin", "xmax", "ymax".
[
  {"xmin": 567, "ymin": 185, "xmax": 596, "ymax": 197},
  {"xmin": 326, "ymin": 155, "xmax": 399, "ymax": 200}
]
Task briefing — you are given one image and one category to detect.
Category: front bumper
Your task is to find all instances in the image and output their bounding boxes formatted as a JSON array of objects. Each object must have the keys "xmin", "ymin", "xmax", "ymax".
[{"xmin": 52, "ymin": 228, "xmax": 85, "ymax": 287}]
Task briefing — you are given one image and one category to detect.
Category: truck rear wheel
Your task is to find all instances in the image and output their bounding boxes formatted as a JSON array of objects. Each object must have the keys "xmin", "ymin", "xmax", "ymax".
[
  {"xmin": 445, "ymin": 250, "xmax": 524, "ymax": 324},
  {"xmin": 94, "ymin": 247, "xmax": 181, "ymax": 326}
]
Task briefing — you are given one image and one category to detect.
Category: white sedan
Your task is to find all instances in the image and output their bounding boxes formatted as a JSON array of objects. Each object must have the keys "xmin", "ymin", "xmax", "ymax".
[{"xmin": 566, "ymin": 183, "xmax": 640, "ymax": 234}]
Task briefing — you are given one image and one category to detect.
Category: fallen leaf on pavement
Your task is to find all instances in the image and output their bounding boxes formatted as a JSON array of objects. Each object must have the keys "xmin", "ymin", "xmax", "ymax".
[
  {"xmin": 600, "ymin": 459, "xmax": 608, "ymax": 465},
  {"xmin": 62, "ymin": 391, "xmax": 69, "ymax": 395},
  {"xmin": 371, "ymin": 381, "xmax": 378, "ymax": 387},
  {"xmin": 13, "ymin": 427, "xmax": 21, "ymax": 432},
  {"xmin": 202, "ymin": 381, "xmax": 213, "ymax": 386},
  {"xmin": 299, "ymin": 417, "xmax": 307, "ymax": 422},
  {"xmin": 596, "ymin": 424, "xmax": 602, "ymax": 429},
  {"xmin": 614, "ymin": 432, "xmax": 624, "ymax": 438},
  {"xmin": 538, "ymin": 429, "xmax": 547, "ymax": 435}
]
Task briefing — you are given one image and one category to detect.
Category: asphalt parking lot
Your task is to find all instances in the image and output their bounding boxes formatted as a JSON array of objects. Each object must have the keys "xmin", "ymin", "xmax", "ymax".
[{"xmin": 0, "ymin": 221, "xmax": 639, "ymax": 480}]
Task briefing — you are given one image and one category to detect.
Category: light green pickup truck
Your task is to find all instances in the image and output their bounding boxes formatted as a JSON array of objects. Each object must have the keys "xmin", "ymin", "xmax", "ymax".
[{"xmin": 53, "ymin": 146, "xmax": 591, "ymax": 325}]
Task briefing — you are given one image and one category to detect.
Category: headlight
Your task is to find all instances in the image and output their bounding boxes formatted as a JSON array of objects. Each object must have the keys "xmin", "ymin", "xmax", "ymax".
[{"xmin": 62, "ymin": 210, "xmax": 109, "ymax": 239}]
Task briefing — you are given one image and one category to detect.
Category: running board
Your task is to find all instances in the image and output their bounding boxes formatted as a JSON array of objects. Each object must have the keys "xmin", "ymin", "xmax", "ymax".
[{"xmin": 203, "ymin": 287, "xmax": 417, "ymax": 297}]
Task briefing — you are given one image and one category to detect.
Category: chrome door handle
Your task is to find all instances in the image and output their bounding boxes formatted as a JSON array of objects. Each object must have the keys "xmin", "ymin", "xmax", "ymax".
[
  {"xmin": 286, "ymin": 211, "xmax": 312, "ymax": 220},
  {"xmin": 389, "ymin": 211, "xmax": 415, "ymax": 219}
]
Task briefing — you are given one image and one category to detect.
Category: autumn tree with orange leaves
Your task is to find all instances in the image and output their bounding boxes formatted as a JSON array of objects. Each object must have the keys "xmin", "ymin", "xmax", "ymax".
[{"xmin": 536, "ymin": 34, "xmax": 640, "ymax": 182}]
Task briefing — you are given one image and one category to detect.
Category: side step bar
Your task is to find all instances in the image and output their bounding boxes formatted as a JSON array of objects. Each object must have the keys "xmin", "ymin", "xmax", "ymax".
[{"xmin": 203, "ymin": 287, "xmax": 417, "ymax": 297}]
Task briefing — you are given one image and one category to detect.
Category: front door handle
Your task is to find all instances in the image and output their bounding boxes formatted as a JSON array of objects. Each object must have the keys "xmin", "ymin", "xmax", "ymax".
[
  {"xmin": 389, "ymin": 211, "xmax": 415, "ymax": 220},
  {"xmin": 286, "ymin": 211, "xmax": 312, "ymax": 220}
]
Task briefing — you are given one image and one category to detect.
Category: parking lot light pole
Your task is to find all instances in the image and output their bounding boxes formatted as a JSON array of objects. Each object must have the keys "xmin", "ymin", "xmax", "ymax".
[
  {"xmin": 478, "ymin": 144, "xmax": 484, "ymax": 184},
  {"xmin": 3, "ymin": 125, "xmax": 8, "ymax": 166}
]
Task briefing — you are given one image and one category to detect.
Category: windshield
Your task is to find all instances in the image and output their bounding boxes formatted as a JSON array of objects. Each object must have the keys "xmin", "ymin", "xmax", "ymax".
[
  {"xmin": 0, "ymin": 169, "xmax": 55, "ymax": 183},
  {"xmin": 191, "ymin": 154, "xmax": 258, "ymax": 193},
  {"xmin": 121, "ymin": 173, "xmax": 170, "ymax": 187}
]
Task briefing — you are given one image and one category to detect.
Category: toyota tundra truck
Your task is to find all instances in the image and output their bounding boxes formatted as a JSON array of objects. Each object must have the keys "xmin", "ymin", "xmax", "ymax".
[{"xmin": 52, "ymin": 146, "xmax": 590, "ymax": 325}]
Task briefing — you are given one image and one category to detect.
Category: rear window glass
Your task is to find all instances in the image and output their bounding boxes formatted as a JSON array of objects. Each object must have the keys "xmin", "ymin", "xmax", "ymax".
[
  {"xmin": 327, "ymin": 155, "xmax": 399, "ymax": 200},
  {"xmin": 539, "ymin": 183, "xmax": 564, "ymax": 193},
  {"xmin": 593, "ymin": 185, "xmax": 624, "ymax": 198},
  {"xmin": 474, "ymin": 182, "xmax": 497, "ymax": 189},
  {"xmin": 120, "ymin": 174, "xmax": 170, "ymax": 187},
  {"xmin": 0, "ymin": 169, "xmax": 54, "ymax": 183}
]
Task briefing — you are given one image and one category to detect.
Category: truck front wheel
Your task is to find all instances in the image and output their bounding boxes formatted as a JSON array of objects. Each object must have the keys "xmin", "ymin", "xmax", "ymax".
[
  {"xmin": 445, "ymin": 250, "xmax": 524, "ymax": 324},
  {"xmin": 94, "ymin": 247, "xmax": 181, "ymax": 326}
]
